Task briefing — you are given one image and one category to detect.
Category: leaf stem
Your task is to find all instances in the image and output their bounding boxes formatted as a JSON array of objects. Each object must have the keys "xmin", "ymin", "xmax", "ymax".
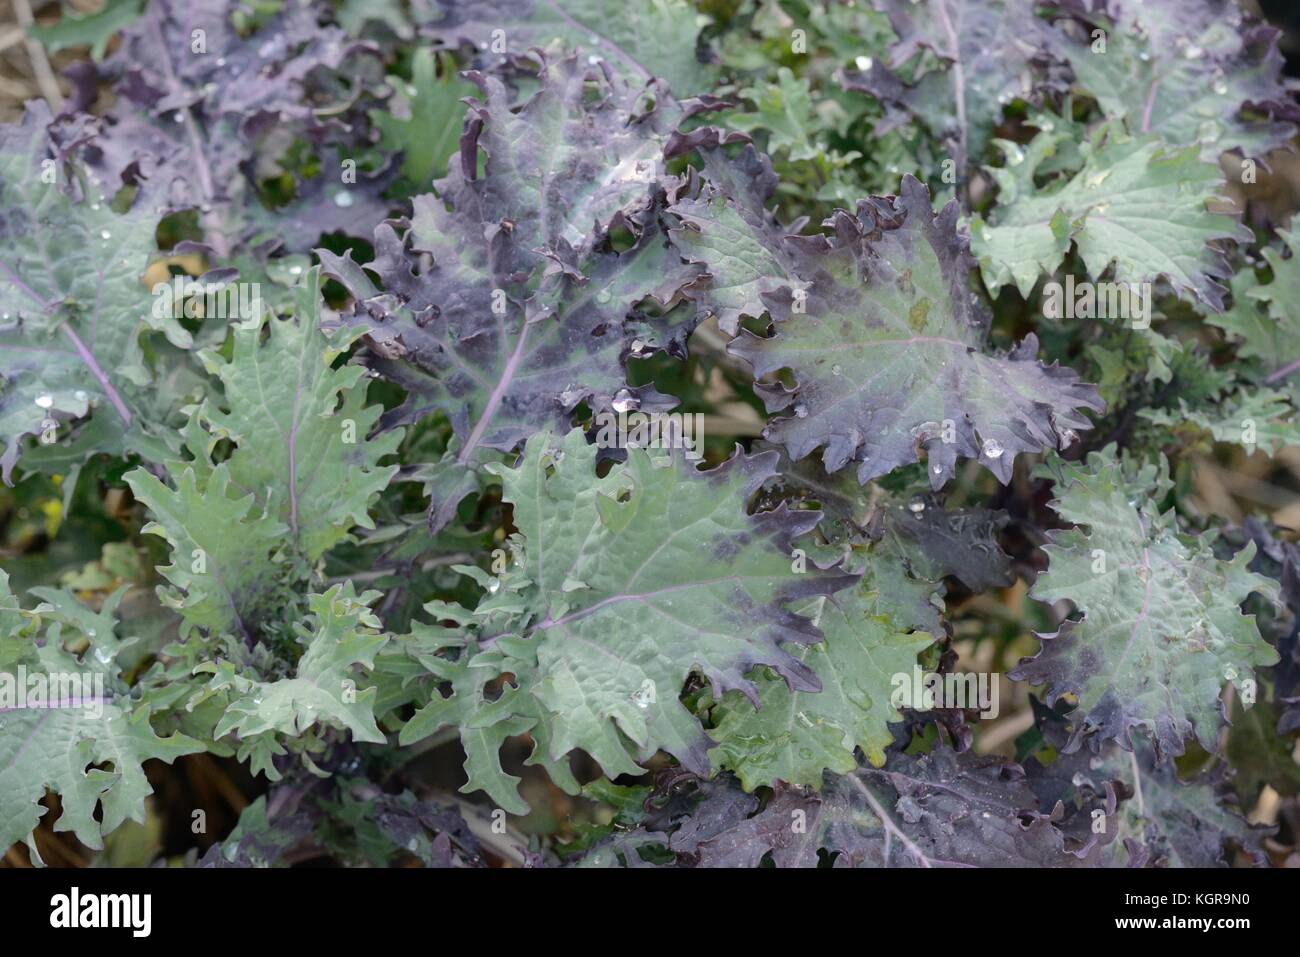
[
  {"xmin": 457, "ymin": 319, "xmax": 531, "ymax": 464},
  {"xmin": 60, "ymin": 323, "xmax": 132, "ymax": 426},
  {"xmin": 849, "ymin": 774, "xmax": 935, "ymax": 867},
  {"xmin": 935, "ymin": 0, "xmax": 970, "ymax": 210},
  {"xmin": 147, "ymin": 16, "xmax": 231, "ymax": 260},
  {"xmin": 1264, "ymin": 355, "xmax": 1300, "ymax": 385}
]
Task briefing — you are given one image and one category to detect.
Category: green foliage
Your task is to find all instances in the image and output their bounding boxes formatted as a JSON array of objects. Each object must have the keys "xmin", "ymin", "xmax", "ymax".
[
  {"xmin": 2, "ymin": 0, "xmax": 1298, "ymax": 870},
  {"xmin": 971, "ymin": 123, "xmax": 1246, "ymax": 305},
  {"xmin": 1012, "ymin": 448, "xmax": 1279, "ymax": 755}
]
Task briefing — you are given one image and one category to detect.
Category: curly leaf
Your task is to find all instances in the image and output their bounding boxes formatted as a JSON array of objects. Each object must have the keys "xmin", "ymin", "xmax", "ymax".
[
  {"xmin": 424, "ymin": 0, "xmax": 718, "ymax": 98},
  {"xmin": 321, "ymin": 59, "xmax": 705, "ymax": 469},
  {"xmin": 1046, "ymin": 733, "xmax": 1267, "ymax": 867},
  {"xmin": 668, "ymin": 145, "xmax": 806, "ymax": 336},
  {"xmin": 0, "ymin": 634, "xmax": 200, "ymax": 860},
  {"xmin": 1209, "ymin": 216, "xmax": 1300, "ymax": 379},
  {"xmin": 727, "ymin": 175, "xmax": 1101, "ymax": 488},
  {"xmin": 199, "ymin": 268, "xmax": 402, "ymax": 562},
  {"xmin": 1011, "ymin": 446, "xmax": 1280, "ymax": 755},
  {"xmin": 0, "ymin": 103, "xmax": 190, "ymax": 480},
  {"xmin": 125, "ymin": 463, "xmax": 288, "ymax": 641},
  {"xmin": 212, "ymin": 584, "xmax": 390, "ymax": 748},
  {"xmin": 708, "ymin": 584, "xmax": 934, "ymax": 790},
  {"xmin": 971, "ymin": 123, "xmax": 1248, "ymax": 308},
  {"xmin": 839, "ymin": 0, "xmax": 1057, "ymax": 167},
  {"xmin": 670, "ymin": 749, "xmax": 1101, "ymax": 868},
  {"xmin": 398, "ymin": 428, "xmax": 857, "ymax": 809},
  {"xmin": 89, "ymin": 0, "xmax": 376, "ymax": 258},
  {"xmin": 1052, "ymin": 0, "xmax": 1299, "ymax": 160},
  {"xmin": 371, "ymin": 48, "xmax": 478, "ymax": 189}
]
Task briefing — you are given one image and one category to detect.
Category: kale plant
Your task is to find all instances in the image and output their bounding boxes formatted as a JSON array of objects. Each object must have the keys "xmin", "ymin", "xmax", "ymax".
[{"xmin": 2, "ymin": 0, "xmax": 1299, "ymax": 870}]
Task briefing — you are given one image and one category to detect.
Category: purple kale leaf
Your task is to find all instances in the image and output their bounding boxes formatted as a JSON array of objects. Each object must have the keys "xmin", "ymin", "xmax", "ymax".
[
  {"xmin": 1024, "ymin": 703, "xmax": 1269, "ymax": 867},
  {"xmin": 686, "ymin": 170, "xmax": 1101, "ymax": 489},
  {"xmin": 79, "ymin": 0, "xmax": 382, "ymax": 260},
  {"xmin": 0, "ymin": 103, "xmax": 194, "ymax": 480},
  {"xmin": 1050, "ymin": 0, "xmax": 1300, "ymax": 160},
  {"xmin": 652, "ymin": 747, "xmax": 1105, "ymax": 867},
  {"xmin": 839, "ymin": 0, "xmax": 1061, "ymax": 173},
  {"xmin": 420, "ymin": 0, "xmax": 718, "ymax": 99},
  {"xmin": 319, "ymin": 57, "xmax": 717, "ymax": 524}
]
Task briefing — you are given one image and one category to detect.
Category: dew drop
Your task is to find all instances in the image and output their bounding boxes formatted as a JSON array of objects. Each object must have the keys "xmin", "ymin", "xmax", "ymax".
[
  {"xmin": 34, "ymin": 394, "xmax": 53, "ymax": 409},
  {"xmin": 831, "ymin": 363, "xmax": 842, "ymax": 376},
  {"xmin": 908, "ymin": 496, "xmax": 926, "ymax": 514},
  {"xmin": 100, "ymin": 229, "xmax": 111, "ymax": 240},
  {"xmin": 982, "ymin": 439, "xmax": 1004, "ymax": 459},
  {"xmin": 1184, "ymin": 44, "xmax": 1204, "ymax": 60},
  {"xmin": 74, "ymin": 390, "xmax": 88, "ymax": 402},
  {"xmin": 611, "ymin": 388, "xmax": 639, "ymax": 413},
  {"xmin": 1212, "ymin": 77, "xmax": 1228, "ymax": 96},
  {"xmin": 855, "ymin": 55, "xmax": 873, "ymax": 71},
  {"xmin": 793, "ymin": 403, "xmax": 809, "ymax": 418},
  {"xmin": 333, "ymin": 191, "xmax": 355, "ymax": 208}
]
